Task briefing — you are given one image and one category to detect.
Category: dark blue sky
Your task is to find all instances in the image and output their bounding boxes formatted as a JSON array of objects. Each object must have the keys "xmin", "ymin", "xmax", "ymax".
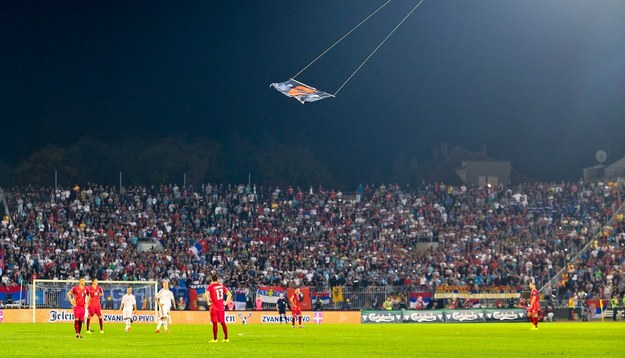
[{"xmin": 2, "ymin": 0, "xmax": 625, "ymax": 182}]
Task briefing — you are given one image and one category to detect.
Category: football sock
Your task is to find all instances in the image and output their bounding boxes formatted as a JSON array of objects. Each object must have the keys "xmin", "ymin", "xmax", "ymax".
[
  {"xmin": 99, "ymin": 318, "xmax": 103, "ymax": 330},
  {"xmin": 299, "ymin": 316, "xmax": 302, "ymax": 325},
  {"xmin": 163, "ymin": 321, "xmax": 168, "ymax": 331},
  {"xmin": 74, "ymin": 321, "xmax": 80, "ymax": 334},
  {"xmin": 86, "ymin": 319, "xmax": 90, "ymax": 331},
  {"xmin": 221, "ymin": 322, "xmax": 228, "ymax": 339},
  {"xmin": 212, "ymin": 323, "xmax": 218, "ymax": 340},
  {"xmin": 157, "ymin": 321, "xmax": 162, "ymax": 330},
  {"xmin": 78, "ymin": 321, "xmax": 83, "ymax": 334}
]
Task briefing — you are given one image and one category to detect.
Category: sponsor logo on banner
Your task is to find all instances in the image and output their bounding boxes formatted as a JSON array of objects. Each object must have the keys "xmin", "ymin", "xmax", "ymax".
[
  {"xmin": 238, "ymin": 313, "xmax": 252, "ymax": 324},
  {"xmin": 402, "ymin": 310, "xmax": 444, "ymax": 323},
  {"xmin": 260, "ymin": 314, "xmax": 312, "ymax": 324},
  {"xmin": 484, "ymin": 309, "xmax": 526, "ymax": 322},
  {"xmin": 361, "ymin": 311, "xmax": 402, "ymax": 323},
  {"xmin": 445, "ymin": 310, "xmax": 485, "ymax": 322},
  {"xmin": 49, "ymin": 310, "xmax": 75, "ymax": 322},
  {"xmin": 313, "ymin": 312, "xmax": 323, "ymax": 324},
  {"xmin": 493, "ymin": 312, "xmax": 516, "ymax": 320},
  {"xmin": 48, "ymin": 310, "xmax": 155, "ymax": 323}
]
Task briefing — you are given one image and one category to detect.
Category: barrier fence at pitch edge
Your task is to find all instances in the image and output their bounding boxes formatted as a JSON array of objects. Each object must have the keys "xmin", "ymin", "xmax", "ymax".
[{"xmin": 361, "ymin": 309, "xmax": 528, "ymax": 324}]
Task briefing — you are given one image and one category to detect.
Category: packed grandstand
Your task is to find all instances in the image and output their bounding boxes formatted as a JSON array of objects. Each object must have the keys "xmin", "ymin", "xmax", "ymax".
[{"xmin": 1, "ymin": 181, "xmax": 624, "ymax": 310}]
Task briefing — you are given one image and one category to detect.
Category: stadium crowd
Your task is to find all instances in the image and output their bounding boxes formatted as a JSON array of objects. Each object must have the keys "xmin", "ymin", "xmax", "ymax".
[{"xmin": 1, "ymin": 181, "xmax": 624, "ymax": 303}]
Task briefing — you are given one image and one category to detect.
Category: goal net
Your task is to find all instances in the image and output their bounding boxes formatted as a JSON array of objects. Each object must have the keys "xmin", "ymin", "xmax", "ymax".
[{"xmin": 29, "ymin": 279, "xmax": 158, "ymax": 323}]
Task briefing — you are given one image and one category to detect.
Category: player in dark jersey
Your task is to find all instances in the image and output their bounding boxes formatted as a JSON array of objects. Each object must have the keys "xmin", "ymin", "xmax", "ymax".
[{"xmin": 276, "ymin": 293, "xmax": 289, "ymax": 324}]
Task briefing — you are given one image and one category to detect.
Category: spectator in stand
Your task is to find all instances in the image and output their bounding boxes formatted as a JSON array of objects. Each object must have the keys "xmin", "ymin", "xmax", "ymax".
[{"xmin": 383, "ymin": 297, "xmax": 393, "ymax": 310}]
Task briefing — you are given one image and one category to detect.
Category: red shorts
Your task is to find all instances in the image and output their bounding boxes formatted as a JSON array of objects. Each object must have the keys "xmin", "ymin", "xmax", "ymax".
[
  {"xmin": 291, "ymin": 306, "xmax": 302, "ymax": 316},
  {"xmin": 88, "ymin": 305, "xmax": 102, "ymax": 317},
  {"xmin": 210, "ymin": 309, "xmax": 225, "ymax": 323},
  {"xmin": 73, "ymin": 306, "xmax": 86, "ymax": 321},
  {"xmin": 528, "ymin": 305, "xmax": 539, "ymax": 315}
]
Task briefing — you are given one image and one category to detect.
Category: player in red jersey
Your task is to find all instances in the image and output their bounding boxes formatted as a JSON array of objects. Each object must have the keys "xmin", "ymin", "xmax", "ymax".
[
  {"xmin": 290, "ymin": 287, "xmax": 303, "ymax": 328},
  {"xmin": 528, "ymin": 281, "xmax": 540, "ymax": 330},
  {"xmin": 204, "ymin": 274, "xmax": 232, "ymax": 343},
  {"xmin": 67, "ymin": 277, "xmax": 90, "ymax": 338},
  {"xmin": 86, "ymin": 279, "xmax": 104, "ymax": 334}
]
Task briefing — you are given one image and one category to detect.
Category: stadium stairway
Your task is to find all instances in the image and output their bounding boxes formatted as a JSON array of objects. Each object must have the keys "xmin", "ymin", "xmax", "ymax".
[{"xmin": 539, "ymin": 197, "xmax": 625, "ymax": 296}]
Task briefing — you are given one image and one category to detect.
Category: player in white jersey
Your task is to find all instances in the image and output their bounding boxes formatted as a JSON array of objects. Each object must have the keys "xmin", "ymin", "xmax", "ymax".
[
  {"xmin": 119, "ymin": 286, "xmax": 137, "ymax": 332},
  {"xmin": 155, "ymin": 280, "xmax": 175, "ymax": 333}
]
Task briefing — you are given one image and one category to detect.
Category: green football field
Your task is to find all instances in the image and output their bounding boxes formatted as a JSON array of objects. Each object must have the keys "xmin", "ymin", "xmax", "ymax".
[{"xmin": 0, "ymin": 322, "xmax": 624, "ymax": 357}]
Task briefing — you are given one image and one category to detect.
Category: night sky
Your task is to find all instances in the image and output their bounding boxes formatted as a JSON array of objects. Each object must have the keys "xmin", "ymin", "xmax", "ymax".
[{"xmin": 2, "ymin": 0, "xmax": 625, "ymax": 183}]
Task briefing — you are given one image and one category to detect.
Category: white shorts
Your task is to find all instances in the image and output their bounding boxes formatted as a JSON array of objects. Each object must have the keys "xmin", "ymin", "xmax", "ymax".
[
  {"xmin": 123, "ymin": 309, "xmax": 133, "ymax": 320},
  {"xmin": 159, "ymin": 305, "xmax": 171, "ymax": 318}
]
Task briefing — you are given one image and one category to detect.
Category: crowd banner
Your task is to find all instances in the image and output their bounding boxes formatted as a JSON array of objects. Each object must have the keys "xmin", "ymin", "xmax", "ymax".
[
  {"xmin": 361, "ymin": 310, "xmax": 403, "ymax": 324},
  {"xmin": 483, "ymin": 309, "xmax": 527, "ymax": 322},
  {"xmin": 434, "ymin": 285, "xmax": 521, "ymax": 299},
  {"xmin": 332, "ymin": 286, "xmax": 344, "ymax": 302},
  {"xmin": 401, "ymin": 309, "xmax": 444, "ymax": 323}
]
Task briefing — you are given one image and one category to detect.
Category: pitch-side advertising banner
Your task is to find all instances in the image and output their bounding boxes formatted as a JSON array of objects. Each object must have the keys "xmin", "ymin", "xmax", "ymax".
[
  {"xmin": 0, "ymin": 309, "xmax": 360, "ymax": 325},
  {"xmin": 361, "ymin": 309, "xmax": 528, "ymax": 324}
]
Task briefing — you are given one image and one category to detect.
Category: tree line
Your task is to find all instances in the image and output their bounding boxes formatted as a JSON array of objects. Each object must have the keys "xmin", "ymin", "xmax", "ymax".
[{"xmin": 0, "ymin": 135, "xmax": 334, "ymax": 188}]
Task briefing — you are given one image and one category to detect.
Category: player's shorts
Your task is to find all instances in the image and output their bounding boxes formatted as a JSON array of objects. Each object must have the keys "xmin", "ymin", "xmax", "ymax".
[
  {"xmin": 73, "ymin": 306, "xmax": 86, "ymax": 321},
  {"xmin": 528, "ymin": 305, "xmax": 539, "ymax": 316},
  {"xmin": 210, "ymin": 308, "xmax": 226, "ymax": 323},
  {"xmin": 291, "ymin": 306, "xmax": 302, "ymax": 316},
  {"xmin": 123, "ymin": 309, "xmax": 134, "ymax": 320},
  {"xmin": 278, "ymin": 308, "xmax": 286, "ymax": 315},
  {"xmin": 159, "ymin": 305, "xmax": 171, "ymax": 318},
  {"xmin": 88, "ymin": 305, "xmax": 102, "ymax": 317}
]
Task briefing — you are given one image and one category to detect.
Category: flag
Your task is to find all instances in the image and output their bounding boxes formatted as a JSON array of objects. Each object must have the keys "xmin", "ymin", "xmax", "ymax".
[
  {"xmin": 188, "ymin": 284, "xmax": 209, "ymax": 311},
  {"xmin": 409, "ymin": 292, "xmax": 432, "ymax": 309},
  {"xmin": 234, "ymin": 290, "xmax": 247, "ymax": 311},
  {"xmin": 311, "ymin": 292, "xmax": 331, "ymax": 305},
  {"xmin": 256, "ymin": 286, "xmax": 286, "ymax": 304},
  {"xmin": 0, "ymin": 285, "xmax": 25, "ymax": 302},
  {"xmin": 599, "ymin": 299, "xmax": 604, "ymax": 322},
  {"xmin": 189, "ymin": 239, "xmax": 209, "ymax": 258},
  {"xmin": 270, "ymin": 78, "xmax": 335, "ymax": 104},
  {"xmin": 332, "ymin": 286, "xmax": 343, "ymax": 302}
]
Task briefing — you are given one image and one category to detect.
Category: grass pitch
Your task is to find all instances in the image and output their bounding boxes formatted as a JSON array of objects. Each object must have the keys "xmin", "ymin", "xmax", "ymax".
[{"xmin": 1, "ymin": 321, "xmax": 624, "ymax": 357}]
